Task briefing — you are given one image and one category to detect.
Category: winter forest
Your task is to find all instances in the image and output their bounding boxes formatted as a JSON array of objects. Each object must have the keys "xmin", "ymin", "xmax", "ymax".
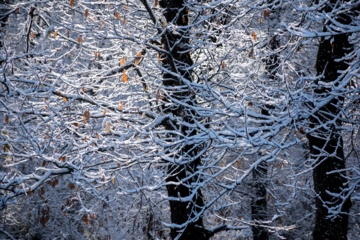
[{"xmin": 0, "ymin": 0, "xmax": 359, "ymax": 239}]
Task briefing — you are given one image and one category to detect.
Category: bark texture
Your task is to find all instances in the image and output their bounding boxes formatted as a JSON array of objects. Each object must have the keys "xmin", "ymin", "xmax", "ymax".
[
  {"xmin": 251, "ymin": 106, "xmax": 276, "ymax": 240},
  {"xmin": 251, "ymin": 157, "xmax": 269, "ymax": 240},
  {"xmin": 251, "ymin": 33, "xmax": 279, "ymax": 240},
  {"xmin": 308, "ymin": 2, "xmax": 355, "ymax": 239},
  {"xmin": 159, "ymin": 1, "xmax": 208, "ymax": 239}
]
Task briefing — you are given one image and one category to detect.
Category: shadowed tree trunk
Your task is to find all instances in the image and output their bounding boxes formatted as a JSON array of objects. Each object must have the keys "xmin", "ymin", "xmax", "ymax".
[
  {"xmin": 251, "ymin": 106, "xmax": 275, "ymax": 240},
  {"xmin": 251, "ymin": 36, "xmax": 279, "ymax": 240},
  {"xmin": 0, "ymin": 0, "xmax": 10, "ymax": 49},
  {"xmin": 307, "ymin": 1, "xmax": 355, "ymax": 239},
  {"xmin": 159, "ymin": 1, "xmax": 209, "ymax": 239},
  {"xmin": 251, "ymin": 154, "xmax": 269, "ymax": 240},
  {"xmin": 265, "ymin": 36, "xmax": 279, "ymax": 80}
]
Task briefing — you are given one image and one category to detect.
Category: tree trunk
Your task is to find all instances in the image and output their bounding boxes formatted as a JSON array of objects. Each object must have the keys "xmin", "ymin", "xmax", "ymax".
[
  {"xmin": 308, "ymin": 2, "xmax": 354, "ymax": 239},
  {"xmin": 251, "ymin": 32, "xmax": 279, "ymax": 240},
  {"xmin": 265, "ymin": 36, "xmax": 279, "ymax": 80},
  {"xmin": 159, "ymin": 1, "xmax": 209, "ymax": 239},
  {"xmin": 251, "ymin": 155, "xmax": 269, "ymax": 240},
  {"xmin": 0, "ymin": 0, "xmax": 10, "ymax": 49}
]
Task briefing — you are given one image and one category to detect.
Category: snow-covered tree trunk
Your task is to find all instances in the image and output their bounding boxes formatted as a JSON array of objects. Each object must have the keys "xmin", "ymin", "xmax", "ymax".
[
  {"xmin": 308, "ymin": 1, "xmax": 355, "ymax": 239},
  {"xmin": 159, "ymin": 1, "xmax": 208, "ymax": 239}
]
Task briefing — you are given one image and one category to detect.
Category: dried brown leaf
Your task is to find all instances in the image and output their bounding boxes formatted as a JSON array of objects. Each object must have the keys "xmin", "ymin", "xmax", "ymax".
[
  {"xmin": 115, "ymin": 11, "xmax": 121, "ymax": 20},
  {"xmin": 68, "ymin": 183, "xmax": 75, "ymax": 190},
  {"xmin": 83, "ymin": 110, "xmax": 90, "ymax": 123},
  {"xmin": 105, "ymin": 121, "xmax": 111, "ymax": 133},
  {"xmin": 251, "ymin": 32, "xmax": 257, "ymax": 41},
  {"xmin": 84, "ymin": 9, "xmax": 89, "ymax": 18},
  {"xmin": 264, "ymin": 9, "xmax": 271, "ymax": 19},
  {"xmin": 221, "ymin": 61, "xmax": 225, "ymax": 70},
  {"xmin": 4, "ymin": 114, "xmax": 9, "ymax": 124},
  {"xmin": 77, "ymin": 35, "xmax": 83, "ymax": 44},
  {"xmin": 82, "ymin": 214, "xmax": 89, "ymax": 225},
  {"xmin": 51, "ymin": 178, "xmax": 59, "ymax": 187}
]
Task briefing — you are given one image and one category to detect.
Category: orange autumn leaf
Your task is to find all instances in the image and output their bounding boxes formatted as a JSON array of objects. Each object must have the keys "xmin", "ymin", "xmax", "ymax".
[
  {"xmin": 122, "ymin": 70, "xmax": 128, "ymax": 83},
  {"xmin": 221, "ymin": 61, "xmax": 225, "ymax": 70},
  {"xmin": 251, "ymin": 32, "xmax": 257, "ymax": 41},
  {"xmin": 77, "ymin": 35, "xmax": 83, "ymax": 44},
  {"xmin": 120, "ymin": 56, "xmax": 126, "ymax": 66},
  {"xmin": 114, "ymin": 11, "xmax": 121, "ymax": 20},
  {"xmin": 53, "ymin": 30, "xmax": 58, "ymax": 38},
  {"xmin": 70, "ymin": 0, "xmax": 75, "ymax": 7},
  {"xmin": 84, "ymin": 9, "xmax": 89, "ymax": 18},
  {"xmin": 134, "ymin": 51, "xmax": 143, "ymax": 65},
  {"xmin": 118, "ymin": 101, "xmax": 123, "ymax": 110},
  {"xmin": 83, "ymin": 110, "xmax": 90, "ymax": 123},
  {"xmin": 105, "ymin": 121, "xmax": 111, "ymax": 133},
  {"xmin": 264, "ymin": 9, "xmax": 271, "ymax": 19}
]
